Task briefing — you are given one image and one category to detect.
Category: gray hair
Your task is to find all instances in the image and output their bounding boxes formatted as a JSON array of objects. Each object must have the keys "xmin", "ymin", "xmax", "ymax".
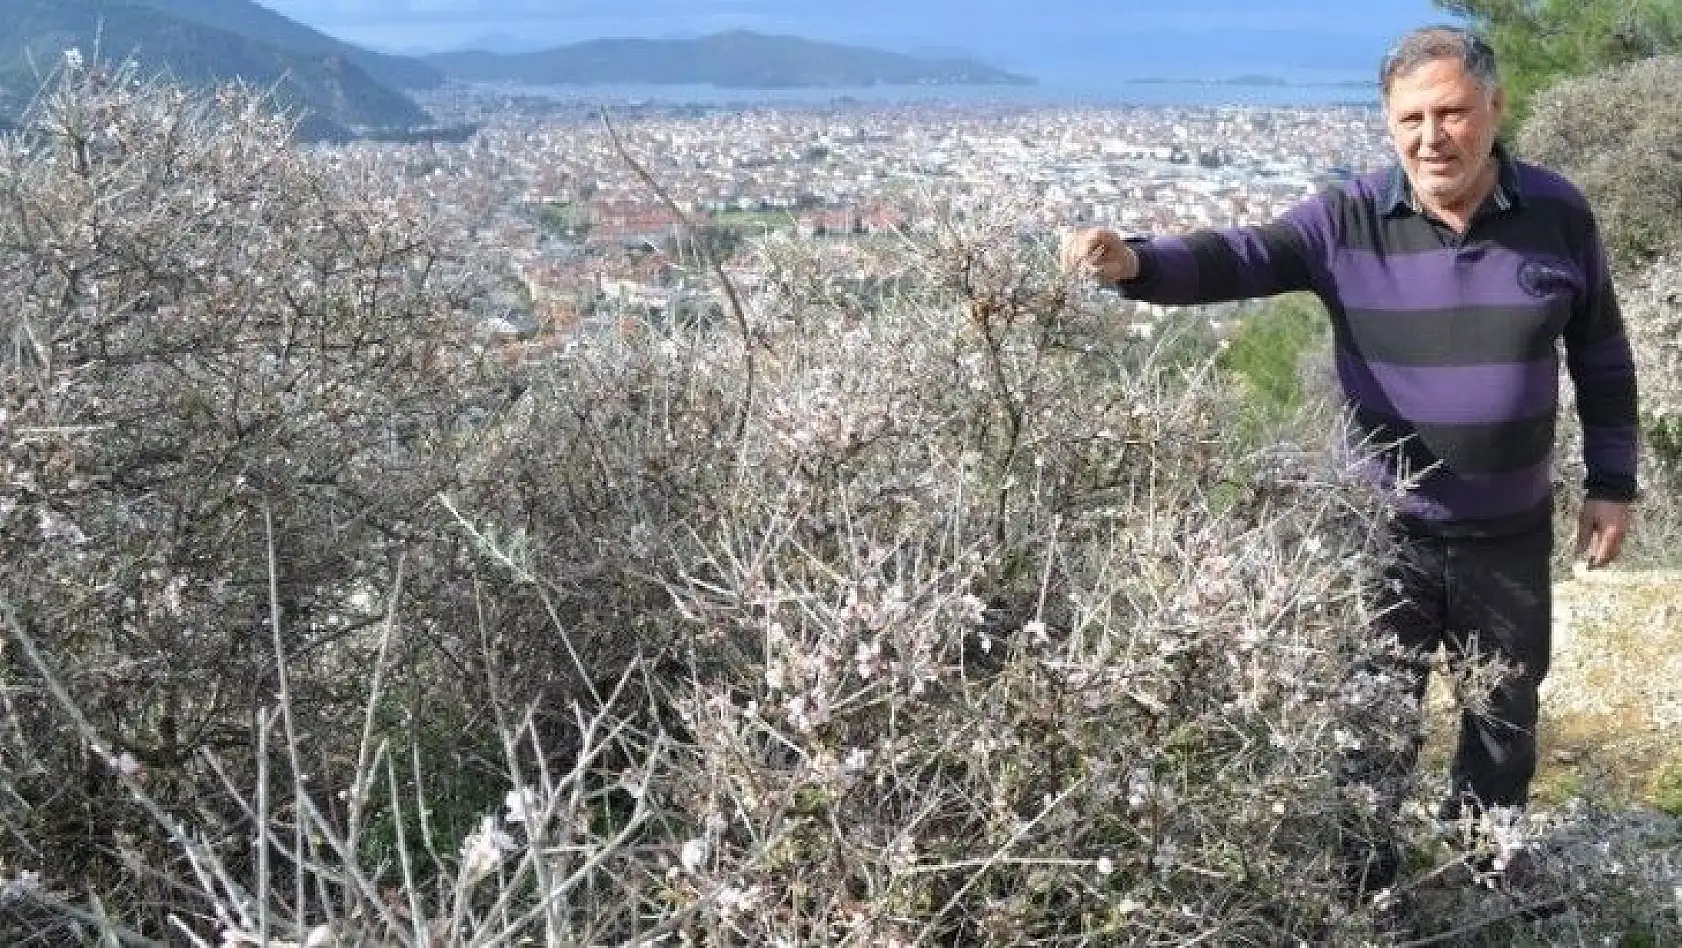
[{"xmin": 1380, "ymin": 26, "xmax": 1500, "ymax": 96}]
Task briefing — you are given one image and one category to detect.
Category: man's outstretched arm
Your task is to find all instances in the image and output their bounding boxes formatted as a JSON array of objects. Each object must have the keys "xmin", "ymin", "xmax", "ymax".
[{"xmin": 1061, "ymin": 195, "xmax": 1334, "ymax": 306}]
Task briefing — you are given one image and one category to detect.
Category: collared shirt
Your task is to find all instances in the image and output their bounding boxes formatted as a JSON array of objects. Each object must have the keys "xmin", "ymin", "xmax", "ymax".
[
  {"xmin": 1118, "ymin": 146, "xmax": 1639, "ymax": 536},
  {"xmin": 1382, "ymin": 146, "xmax": 1518, "ymax": 218}
]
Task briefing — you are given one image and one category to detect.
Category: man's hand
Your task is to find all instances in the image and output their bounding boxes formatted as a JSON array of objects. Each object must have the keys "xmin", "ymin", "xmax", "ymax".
[
  {"xmin": 1060, "ymin": 227, "xmax": 1139, "ymax": 284},
  {"xmin": 1576, "ymin": 499, "xmax": 1631, "ymax": 569}
]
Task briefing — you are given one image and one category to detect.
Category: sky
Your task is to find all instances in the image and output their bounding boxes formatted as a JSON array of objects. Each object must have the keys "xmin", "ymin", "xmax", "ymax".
[{"xmin": 255, "ymin": 0, "xmax": 1457, "ymax": 82}]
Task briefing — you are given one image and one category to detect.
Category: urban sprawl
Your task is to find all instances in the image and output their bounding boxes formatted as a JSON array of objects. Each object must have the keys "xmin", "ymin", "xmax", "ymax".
[{"xmin": 335, "ymin": 90, "xmax": 1395, "ymax": 350}]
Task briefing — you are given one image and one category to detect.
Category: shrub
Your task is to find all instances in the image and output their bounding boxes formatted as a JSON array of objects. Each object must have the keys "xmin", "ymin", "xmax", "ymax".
[
  {"xmin": 1521, "ymin": 58, "xmax": 1682, "ymax": 552},
  {"xmin": 1518, "ymin": 56, "xmax": 1682, "ymax": 272},
  {"xmin": 0, "ymin": 57, "xmax": 528, "ymax": 934},
  {"xmin": 4, "ymin": 64, "xmax": 1678, "ymax": 947}
]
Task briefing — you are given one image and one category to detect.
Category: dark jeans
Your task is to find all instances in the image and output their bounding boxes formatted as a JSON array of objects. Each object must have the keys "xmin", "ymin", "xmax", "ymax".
[{"xmin": 1371, "ymin": 524, "xmax": 1555, "ymax": 816}]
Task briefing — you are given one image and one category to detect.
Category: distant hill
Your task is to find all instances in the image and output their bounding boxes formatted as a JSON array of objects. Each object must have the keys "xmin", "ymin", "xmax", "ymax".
[
  {"xmin": 0, "ymin": 0, "xmax": 433, "ymax": 140},
  {"xmin": 426, "ymin": 30, "xmax": 1035, "ymax": 88},
  {"xmin": 136, "ymin": 0, "xmax": 445, "ymax": 90}
]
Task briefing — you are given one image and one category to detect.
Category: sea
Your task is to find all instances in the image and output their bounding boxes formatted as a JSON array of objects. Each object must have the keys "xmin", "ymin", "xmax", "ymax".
[{"xmin": 493, "ymin": 79, "xmax": 1382, "ymax": 111}]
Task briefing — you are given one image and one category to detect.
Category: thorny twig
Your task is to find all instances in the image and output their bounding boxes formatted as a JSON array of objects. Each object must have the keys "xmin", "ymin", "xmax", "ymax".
[
  {"xmin": 600, "ymin": 106, "xmax": 759, "ymax": 441},
  {"xmin": 1396, "ymin": 896, "xmax": 1573, "ymax": 947}
]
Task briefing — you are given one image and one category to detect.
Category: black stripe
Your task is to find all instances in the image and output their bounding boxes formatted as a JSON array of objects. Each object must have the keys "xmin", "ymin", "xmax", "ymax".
[
  {"xmin": 1341, "ymin": 212, "xmax": 1449, "ymax": 254},
  {"xmin": 1469, "ymin": 217, "xmax": 1575, "ymax": 255},
  {"xmin": 1256, "ymin": 219, "xmax": 1313, "ymax": 293},
  {"xmin": 1395, "ymin": 497, "xmax": 1553, "ymax": 538},
  {"xmin": 1332, "ymin": 186, "xmax": 1381, "ymax": 250},
  {"xmin": 1353, "ymin": 406, "xmax": 1556, "ymax": 475},
  {"xmin": 1342, "ymin": 303, "xmax": 1570, "ymax": 366},
  {"xmin": 1337, "ymin": 194, "xmax": 1597, "ymax": 255},
  {"xmin": 1564, "ymin": 294, "xmax": 1628, "ymax": 348},
  {"xmin": 1414, "ymin": 417, "xmax": 1556, "ymax": 474},
  {"xmin": 1523, "ymin": 195, "xmax": 1598, "ymax": 233},
  {"xmin": 1184, "ymin": 231, "xmax": 1245, "ymax": 299},
  {"xmin": 1573, "ymin": 375, "xmax": 1638, "ymax": 428},
  {"xmin": 1181, "ymin": 222, "xmax": 1314, "ymax": 300}
]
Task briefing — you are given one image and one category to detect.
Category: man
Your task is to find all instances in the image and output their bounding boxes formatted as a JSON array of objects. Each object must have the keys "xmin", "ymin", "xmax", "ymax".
[{"xmin": 1062, "ymin": 26, "xmax": 1639, "ymax": 891}]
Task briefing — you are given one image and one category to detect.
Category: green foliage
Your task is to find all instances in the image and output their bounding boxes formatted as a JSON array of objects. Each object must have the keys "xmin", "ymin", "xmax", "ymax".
[
  {"xmin": 537, "ymin": 201, "xmax": 592, "ymax": 240},
  {"xmin": 1216, "ymin": 293, "xmax": 1330, "ymax": 438},
  {"xmin": 1517, "ymin": 56, "xmax": 1682, "ymax": 270},
  {"xmin": 1652, "ymin": 758, "xmax": 1682, "ymax": 817},
  {"xmin": 1435, "ymin": 0, "xmax": 1682, "ymax": 129},
  {"xmin": 711, "ymin": 208, "xmax": 799, "ymax": 234},
  {"xmin": 1648, "ymin": 414, "xmax": 1682, "ymax": 486}
]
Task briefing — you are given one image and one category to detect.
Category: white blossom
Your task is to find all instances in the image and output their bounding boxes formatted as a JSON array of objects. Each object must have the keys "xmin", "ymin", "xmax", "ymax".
[
  {"xmin": 716, "ymin": 883, "xmax": 763, "ymax": 915},
  {"xmin": 111, "ymin": 751, "xmax": 144, "ymax": 778},
  {"xmin": 504, "ymin": 787, "xmax": 540, "ymax": 825},
  {"xmin": 679, "ymin": 837, "xmax": 708, "ymax": 874},
  {"xmin": 460, "ymin": 816, "xmax": 516, "ymax": 884}
]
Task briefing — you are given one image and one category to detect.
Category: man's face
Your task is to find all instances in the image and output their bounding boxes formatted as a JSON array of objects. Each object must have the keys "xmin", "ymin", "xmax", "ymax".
[{"xmin": 1384, "ymin": 57, "xmax": 1505, "ymax": 219}]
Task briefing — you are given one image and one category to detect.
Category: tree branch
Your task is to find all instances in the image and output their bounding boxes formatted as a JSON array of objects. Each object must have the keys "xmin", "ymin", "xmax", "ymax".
[{"xmin": 599, "ymin": 107, "xmax": 758, "ymax": 440}]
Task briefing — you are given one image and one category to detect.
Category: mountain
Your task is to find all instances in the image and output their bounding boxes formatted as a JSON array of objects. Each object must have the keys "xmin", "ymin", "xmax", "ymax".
[
  {"xmin": 425, "ymin": 30, "xmax": 1035, "ymax": 88},
  {"xmin": 135, "ymin": 0, "xmax": 444, "ymax": 90},
  {"xmin": 0, "ymin": 0, "xmax": 432, "ymax": 140},
  {"xmin": 446, "ymin": 32, "xmax": 556, "ymax": 57}
]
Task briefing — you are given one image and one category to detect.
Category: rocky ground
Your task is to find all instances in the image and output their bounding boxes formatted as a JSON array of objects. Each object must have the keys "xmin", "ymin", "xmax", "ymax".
[
  {"xmin": 1401, "ymin": 566, "xmax": 1682, "ymax": 946},
  {"xmin": 1540, "ymin": 566, "xmax": 1682, "ymax": 809},
  {"xmin": 1418, "ymin": 565, "xmax": 1682, "ymax": 810}
]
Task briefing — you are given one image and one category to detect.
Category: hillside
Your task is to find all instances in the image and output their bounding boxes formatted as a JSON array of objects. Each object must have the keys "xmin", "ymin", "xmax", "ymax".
[
  {"xmin": 1540, "ymin": 567, "xmax": 1682, "ymax": 806},
  {"xmin": 0, "ymin": 0, "xmax": 431, "ymax": 139},
  {"xmin": 425, "ymin": 30, "xmax": 1036, "ymax": 88},
  {"xmin": 1417, "ymin": 566, "xmax": 1682, "ymax": 808},
  {"xmin": 136, "ymin": 0, "xmax": 444, "ymax": 90}
]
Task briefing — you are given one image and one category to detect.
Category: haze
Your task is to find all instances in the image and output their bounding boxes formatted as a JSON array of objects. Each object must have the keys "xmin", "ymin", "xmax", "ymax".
[{"xmin": 255, "ymin": 0, "xmax": 1452, "ymax": 82}]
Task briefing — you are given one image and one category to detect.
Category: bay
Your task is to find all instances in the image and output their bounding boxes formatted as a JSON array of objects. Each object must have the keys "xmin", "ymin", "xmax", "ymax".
[{"xmin": 489, "ymin": 79, "xmax": 1381, "ymax": 109}]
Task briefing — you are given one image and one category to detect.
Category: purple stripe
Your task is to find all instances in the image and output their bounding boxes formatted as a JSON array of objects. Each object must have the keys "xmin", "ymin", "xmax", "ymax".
[
  {"xmin": 1583, "ymin": 426, "xmax": 1640, "ymax": 476},
  {"xmin": 1136, "ymin": 238, "xmax": 1200, "ymax": 303},
  {"xmin": 1361, "ymin": 457, "xmax": 1553, "ymax": 522},
  {"xmin": 1568, "ymin": 333, "xmax": 1635, "ymax": 380},
  {"xmin": 1333, "ymin": 247, "xmax": 1583, "ymax": 311},
  {"xmin": 1352, "ymin": 171, "xmax": 1390, "ymax": 204},
  {"xmin": 1336, "ymin": 350, "xmax": 1559, "ymax": 425}
]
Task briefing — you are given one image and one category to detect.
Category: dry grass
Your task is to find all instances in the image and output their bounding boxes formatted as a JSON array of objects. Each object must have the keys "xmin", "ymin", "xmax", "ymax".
[
  {"xmin": 1542, "ymin": 568, "xmax": 1682, "ymax": 808},
  {"xmin": 1417, "ymin": 568, "xmax": 1682, "ymax": 809}
]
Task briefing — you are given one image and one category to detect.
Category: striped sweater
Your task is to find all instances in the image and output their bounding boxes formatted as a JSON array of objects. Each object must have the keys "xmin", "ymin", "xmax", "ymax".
[{"xmin": 1118, "ymin": 147, "xmax": 1639, "ymax": 536}]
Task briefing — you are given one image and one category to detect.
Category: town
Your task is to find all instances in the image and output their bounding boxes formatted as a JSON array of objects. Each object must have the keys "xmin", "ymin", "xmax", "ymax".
[{"xmin": 330, "ymin": 88, "xmax": 1396, "ymax": 347}]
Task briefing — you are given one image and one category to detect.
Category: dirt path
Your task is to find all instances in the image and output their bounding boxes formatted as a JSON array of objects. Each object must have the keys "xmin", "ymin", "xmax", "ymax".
[
  {"xmin": 1419, "ymin": 568, "xmax": 1682, "ymax": 807},
  {"xmin": 1536, "ymin": 567, "xmax": 1682, "ymax": 806}
]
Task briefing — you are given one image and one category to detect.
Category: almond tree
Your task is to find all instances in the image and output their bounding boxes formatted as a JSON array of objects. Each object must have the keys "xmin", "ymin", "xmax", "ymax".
[{"xmin": 0, "ymin": 57, "xmax": 493, "ymax": 926}]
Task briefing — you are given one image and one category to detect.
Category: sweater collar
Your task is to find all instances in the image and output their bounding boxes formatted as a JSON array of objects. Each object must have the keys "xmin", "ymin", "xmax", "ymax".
[{"xmin": 1383, "ymin": 141, "xmax": 1523, "ymax": 218}]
